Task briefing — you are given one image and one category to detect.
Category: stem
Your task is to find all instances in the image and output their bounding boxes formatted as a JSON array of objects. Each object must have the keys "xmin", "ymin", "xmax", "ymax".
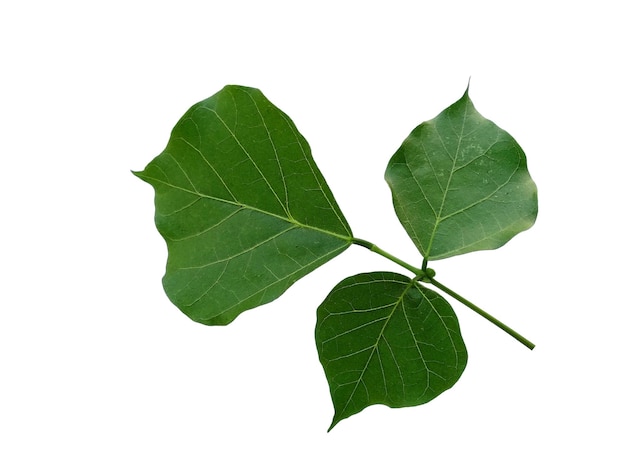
[
  {"xmin": 351, "ymin": 238, "xmax": 425, "ymax": 278},
  {"xmin": 351, "ymin": 237, "xmax": 535, "ymax": 350},
  {"xmin": 428, "ymin": 278, "xmax": 535, "ymax": 350}
]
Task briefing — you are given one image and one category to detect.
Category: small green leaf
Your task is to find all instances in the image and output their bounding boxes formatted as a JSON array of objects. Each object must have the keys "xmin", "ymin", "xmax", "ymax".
[
  {"xmin": 134, "ymin": 85, "xmax": 352, "ymax": 325},
  {"xmin": 316, "ymin": 272, "xmax": 467, "ymax": 431},
  {"xmin": 385, "ymin": 88, "xmax": 538, "ymax": 260}
]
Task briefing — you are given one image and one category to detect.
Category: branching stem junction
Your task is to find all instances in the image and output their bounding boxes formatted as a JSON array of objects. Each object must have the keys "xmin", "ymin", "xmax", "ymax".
[{"xmin": 351, "ymin": 237, "xmax": 535, "ymax": 350}]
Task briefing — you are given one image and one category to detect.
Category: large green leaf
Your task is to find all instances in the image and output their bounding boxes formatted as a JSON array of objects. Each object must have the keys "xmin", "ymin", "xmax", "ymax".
[
  {"xmin": 385, "ymin": 88, "xmax": 538, "ymax": 260},
  {"xmin": 316, "ymin": 272, "xmax": 467, "ymax": 430},
  {"xmin": 134, "ymin": 85, "xmax": 352, "ymax": 325}
]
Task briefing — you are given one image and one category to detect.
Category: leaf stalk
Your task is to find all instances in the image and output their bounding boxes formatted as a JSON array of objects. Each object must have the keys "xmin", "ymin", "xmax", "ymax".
[
  {"xmin": 351, "ymin": 238, "xmax": 425, "ymax": 278},
  {"xmin": 427, "ymin": 277, "xmax": 535, "ymax": 350},
  {"xmin": 352, "ymin": 238, "xmax": 535, "ymax": 350}
]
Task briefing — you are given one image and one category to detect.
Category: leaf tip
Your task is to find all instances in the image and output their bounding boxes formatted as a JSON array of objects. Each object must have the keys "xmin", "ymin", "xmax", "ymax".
[
  {"xmin": 464, "ymin": 77, "xmax": 472, "ymax": 98},
  {"xmin": 327, "ymin": 418, "xmax": 340, "ymax": 432},
  {"xmin": 131, "ymin": 169, "xmax": 148, "ymax": 183}
]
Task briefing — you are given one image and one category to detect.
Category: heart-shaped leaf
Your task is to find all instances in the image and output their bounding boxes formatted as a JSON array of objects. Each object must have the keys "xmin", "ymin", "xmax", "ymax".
[
  {"xmin": 385, "ymin": 88, "xmax": 538, "ymax": 260},
  {"xmin": 316, "ymin": 272, "xmax": 467, "ymax": 430},
  {"xmin": 134, "ymin": 85, "xmax": 352, "ymax": 325}
]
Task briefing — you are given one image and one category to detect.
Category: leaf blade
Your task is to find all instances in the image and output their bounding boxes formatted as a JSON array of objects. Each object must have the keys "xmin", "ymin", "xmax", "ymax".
[
  {"xmin": 385, "ymin": 88, "xmax": 538, "ymax": 260},
  {"xmin": 315, "ymin": 272, "xmax": 467, "ymax": 430},
  {"xmin": 135, "ymin": 85, "xmax": 352, "ymax": 325}
]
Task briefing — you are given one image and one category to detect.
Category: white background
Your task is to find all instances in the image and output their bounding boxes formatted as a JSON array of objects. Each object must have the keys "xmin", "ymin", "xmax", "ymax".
[{"xmin": 2, "ymin": 1, "xmax": 624, "ymax": 468}]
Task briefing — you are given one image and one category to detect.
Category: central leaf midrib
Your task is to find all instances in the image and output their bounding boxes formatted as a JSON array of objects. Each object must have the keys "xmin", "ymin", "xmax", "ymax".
[
  {"xmin": 423, "ymin": 102, "xmax": 470, "ymax": 259},
  {"xmin": 336, "ymin": 278, "xmax": 415, "ymax": 422},
  {"xmin": 139, "ymin": 173, "xmax": 351, "ymax": 242}
]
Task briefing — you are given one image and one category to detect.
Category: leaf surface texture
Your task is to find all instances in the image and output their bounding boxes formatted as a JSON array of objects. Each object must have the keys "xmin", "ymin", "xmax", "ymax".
[
  {"xmin": 134, "ymin": 85, "xmax": 352, "ymax": 325},
  {"xmin": 316, "ymin": 272, "xmax": 467, "ymax": 430},
  {"xmin": 385, "ymin": 89, "xmax": 538, "ymax": 260}
]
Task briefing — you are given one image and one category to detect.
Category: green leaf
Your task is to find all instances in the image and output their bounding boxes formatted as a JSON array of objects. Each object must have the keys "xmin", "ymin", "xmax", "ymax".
[
  {"xmin": 134, "ymin": 85, "xmax": 352, "ymax": 325},
  {"xmin": 316, "ymin": 272, "xmax": 467, "ymax": 431},
  {"xmin": 385, "ymin": 88, "xmax": 538, "ymax": 260}
]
